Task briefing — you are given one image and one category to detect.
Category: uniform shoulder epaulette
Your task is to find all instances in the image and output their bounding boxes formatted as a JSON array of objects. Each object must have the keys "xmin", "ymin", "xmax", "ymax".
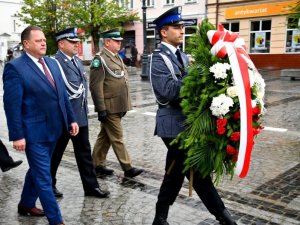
[{"xmin": 90, "ymin": 55, "xmax": 102, "ymax": 68}]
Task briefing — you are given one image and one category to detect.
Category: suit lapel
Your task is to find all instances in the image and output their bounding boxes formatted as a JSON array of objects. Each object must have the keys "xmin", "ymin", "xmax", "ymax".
[
  {"xmin": 161, "ymin": 45, "xmax": 183, "ymax": 70},
  {"xmin": 58, "ymin": 51, "xmax": 81, "ymax": 77},
  {"xmin": 103, "ymin": 48, "xmax": 123, "ymax": 67},
  {"xmin": 23, "ymin": 54, "xmax": 56, "ymax": 93}
]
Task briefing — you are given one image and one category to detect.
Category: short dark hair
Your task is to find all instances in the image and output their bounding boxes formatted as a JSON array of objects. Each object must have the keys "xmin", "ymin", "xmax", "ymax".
[{"xmin": 21, "ymin": 26, "xmax": 43, "ymax": 43}]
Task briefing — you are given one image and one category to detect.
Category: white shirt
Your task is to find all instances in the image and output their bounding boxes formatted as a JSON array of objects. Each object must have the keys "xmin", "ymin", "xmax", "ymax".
[
  {"xmin": 26, "ymin": 52, "xmax": 54, "ymax": 79},
  {"xmin": 161, "ymin": 42, "xmax": 179, "ymax": 57}
]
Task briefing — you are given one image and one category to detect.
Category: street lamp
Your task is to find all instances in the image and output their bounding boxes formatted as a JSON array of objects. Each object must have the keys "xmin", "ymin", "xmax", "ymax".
[{"xmin": 140, "ymin": 0, "xmax": 148, "ymax": 80}]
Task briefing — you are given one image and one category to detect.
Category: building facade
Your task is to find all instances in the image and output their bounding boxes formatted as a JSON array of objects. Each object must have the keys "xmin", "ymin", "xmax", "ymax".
[
  {"xmin": 0, "ymin": 0, "xmax": 27, "ymax": 61},
  {"xmin": 207, "ymin": 0, "xmax": 300, "ymax": 69},
  {"xmin": 120, "ymin": 0, "xmax": 206, "ymax": 64}
]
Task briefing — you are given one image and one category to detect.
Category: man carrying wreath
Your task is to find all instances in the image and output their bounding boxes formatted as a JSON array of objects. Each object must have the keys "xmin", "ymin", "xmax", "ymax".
[{"xmin": 149, "ymin": 6, "xmax": 237, "ymax": 225}]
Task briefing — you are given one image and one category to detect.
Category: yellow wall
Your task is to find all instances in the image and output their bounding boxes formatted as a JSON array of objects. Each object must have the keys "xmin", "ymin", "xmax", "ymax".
[{"xmin": 207, "ymin": 0, "xmax": 298, "ymax": 54}]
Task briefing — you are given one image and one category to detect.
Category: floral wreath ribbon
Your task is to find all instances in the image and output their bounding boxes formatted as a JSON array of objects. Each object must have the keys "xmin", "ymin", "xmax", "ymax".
[{"xmin": 207, "ymin": 25, "xmax": 254, "ymax": 178}]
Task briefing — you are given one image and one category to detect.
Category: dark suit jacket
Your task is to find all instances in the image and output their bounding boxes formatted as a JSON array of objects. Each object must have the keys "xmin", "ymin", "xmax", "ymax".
[
  {"xmin": 150, "ymin": 44, "xmax": 189, "ymax": 138},
  {"xmin": 55, "ymin": 51, "xmax": 88, "ymax": 127},
  {"xmin": 3, "ymin": 53, "xmax": 76, "ymax": 143}
]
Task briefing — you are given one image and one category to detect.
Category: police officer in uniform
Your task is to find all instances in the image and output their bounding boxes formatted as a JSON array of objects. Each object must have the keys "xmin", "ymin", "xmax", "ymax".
[
  {"xmin": 90, "ymin": 29, "xmax": 144, "ymax": 178},
  {"xmin": 150, "ymin": 7, "xmax": 237, "ymax": 225},
  {"xmin": 50, "ymin": 27, "xmax": 109, "ymax": 198}
]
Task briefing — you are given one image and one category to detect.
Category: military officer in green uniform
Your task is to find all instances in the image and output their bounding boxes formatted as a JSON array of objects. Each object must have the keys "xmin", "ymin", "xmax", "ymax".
[{"xmin": 89, "ymin": 29, "xmax": 144, "ymax": 178}]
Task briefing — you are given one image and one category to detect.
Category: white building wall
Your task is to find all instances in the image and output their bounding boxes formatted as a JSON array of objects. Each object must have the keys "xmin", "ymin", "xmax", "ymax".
[{"xmin": 0, "ymin": 0, "xmax": 27, "ymax": 60}]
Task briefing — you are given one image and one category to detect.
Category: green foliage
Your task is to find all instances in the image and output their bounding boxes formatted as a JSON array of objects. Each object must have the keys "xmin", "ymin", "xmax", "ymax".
[
  {"xmin": 17, "ymin": 0, "xmax": 139, "ymax": 54},
  {"xmin": 175, "ymin": 19, "xmax": 236, "ymax": 184},
  {"xmin": 288, "ymin": 1, "xmax": 300, "ymax": 29}
]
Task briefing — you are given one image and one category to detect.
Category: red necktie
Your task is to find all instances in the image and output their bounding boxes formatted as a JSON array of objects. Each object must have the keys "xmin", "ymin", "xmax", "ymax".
[{"xmin": 38, "ymin": 58, "xmax": 56, "ymax": 90}]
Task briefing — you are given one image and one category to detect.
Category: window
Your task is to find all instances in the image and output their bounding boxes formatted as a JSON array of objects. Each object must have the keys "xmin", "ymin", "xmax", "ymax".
[
  {"xmin": 164, "ymin": 0, "xmax": 174, "ymax": 5},
  {"xmin": 185, "ymin": 0, "xmax": 197, "ymax": 3},
  {"xmin": 117, "ymin": 0, "xmax": 133, "ymax": 10},
  {"xmin": 222, "ymin": 22, "xmax": 239, "ymax": 32},
  {"xmin": 146, "ymin": 29, "xmax": 156, "ymax": 54},
  {"xmin": 286, "ymin": 18, "xmax": 300, "ymax": 53},
  {"xmin": 184, "ymin": 26, "xmax": 197, "ymax": 53},
  {"xmin": 146, "ymin": 0, "xmax": 154, "ymax": 7},
  {"xmin": 250, "ymin": 20, "xmax": 271, "ymax": 53}
]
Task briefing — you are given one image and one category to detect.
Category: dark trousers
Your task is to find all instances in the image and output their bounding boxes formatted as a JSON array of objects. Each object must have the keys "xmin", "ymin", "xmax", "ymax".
[
  {"xmin": 51, "ymin": 126, "xmax": 99, "ymax": 192},
  {"xmin": 0, "ymin": 139, "xmax": 14, "ymax": 169},
  {"xmin": 156, "ymin": 138, "xmax": 225, "ymax": 216}
]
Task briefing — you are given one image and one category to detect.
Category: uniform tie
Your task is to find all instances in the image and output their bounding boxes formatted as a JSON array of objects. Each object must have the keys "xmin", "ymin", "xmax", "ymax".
[
  {"xmin": 175, "ymin": 49, "xmax": 184, "ymax": 67},
  {"xmin": 38, "ymin": 58, "xmax": 56, "ymax": 90},
  {"xmin": 71, "ymin": 58, "xmax": 81, "ymax": 74}
]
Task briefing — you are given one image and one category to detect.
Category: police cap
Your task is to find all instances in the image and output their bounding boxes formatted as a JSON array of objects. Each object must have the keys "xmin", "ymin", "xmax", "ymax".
[
  {"xmin": 100, "ymin": 28, "xmax": 123, "ymax": 41},
  {"xmin": 55, "ymin": 27, "xmax": 80, "ymax": 42},
  {"xmin": 153, "ymin": 6, "xmax": 184, "ymax": 30}
]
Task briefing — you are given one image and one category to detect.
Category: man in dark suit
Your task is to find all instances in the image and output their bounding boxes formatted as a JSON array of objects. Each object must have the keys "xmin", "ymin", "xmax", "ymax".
[
  {"xmin": 3, "ymin": 25, "xmax": 79, "ymax": 225},
  {"xmin": 0, "ymin": 138, "xmax": 22, "ymax": 172},
  {"xmin": 150, "ymin": 7, "xmax": 237, "ymax": 225},
  {"xmin": 89, "ymin": 29, "xmax": 143, "ymax": 178},
  {"xmin": 50, "ymin": 27, "xmax": 109, "ymax": 198}
]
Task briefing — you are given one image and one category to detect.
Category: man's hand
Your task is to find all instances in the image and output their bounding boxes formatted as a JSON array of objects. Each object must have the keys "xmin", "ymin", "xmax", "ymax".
[
  {"xmin": 69, "ymin": 122, "xmax": 79, "ymax": 136},
  {"xmin": 13, "ymin": 138, "xmax": 26, "ymax": 151},
  {"xmin": 98, "ymin": 111, "xmax": 107, "ymax": 122}
]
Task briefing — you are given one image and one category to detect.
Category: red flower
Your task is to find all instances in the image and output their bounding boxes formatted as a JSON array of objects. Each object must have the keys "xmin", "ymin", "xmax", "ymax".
[
  {"xmin": 233, "ymin": 111, "xmax": 240, "ymax": 120},
  {"xmin": 252, "ymin": 106, "xmax": 261, "ymax": 115},
  {"xmin": 226, "ymin": 145, "xmax": 237, "ymax": 155},
  {"xmin": 216, "ymin": 118, "xmax": 227, "ymax": 127},
  {"xmin": 217, "ymin": 127, "xmax": 226, "ymax": 135},
  {"xmin": 230, "ymin": 132, "xmax": 240, "ymax": 141},
  {"xmin": 232, "ymin": 154, "xmax": 238, "ymax": 162},
  {"xmin": 253, "ymin": 127, "xmax": 262, "ymax": 135}
]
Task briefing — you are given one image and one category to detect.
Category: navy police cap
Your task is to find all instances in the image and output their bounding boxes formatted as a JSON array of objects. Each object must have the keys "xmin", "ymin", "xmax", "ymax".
[
  {"xmin": 100, "ymin": 28, "xmax": 123, "ymax": 41},
  {"xmin": 153, "ymin": 6, "xmax": 184, "ymax": 30},
  {"xmin": 55, "ymin": 27, "xmax": 80, "ymax": 42}
]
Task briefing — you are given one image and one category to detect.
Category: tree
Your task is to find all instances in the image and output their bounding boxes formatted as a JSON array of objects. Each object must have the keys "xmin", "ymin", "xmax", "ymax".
[
  {"xmin": 288, "ymin": 0, "xmax": 300, "ymax": 29},
  {"xmin": 18, "ymin": 0, "xmax": 139, "ymax": 54}
]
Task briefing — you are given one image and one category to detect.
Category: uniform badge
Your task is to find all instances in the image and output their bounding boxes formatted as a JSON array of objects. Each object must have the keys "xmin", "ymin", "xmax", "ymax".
[{"xmin": 91, "ymin": 58, "xmax": 101, "ymax": 68}]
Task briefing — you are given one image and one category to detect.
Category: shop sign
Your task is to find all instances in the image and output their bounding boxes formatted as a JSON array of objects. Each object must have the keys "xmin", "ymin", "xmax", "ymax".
[
  {"xmin": 225, "ymin": 1, "xmax": 298, "ymax": 19},
  {"xmin": 254, "ymin": 32, "xmax": 266, "ymax": 49}
]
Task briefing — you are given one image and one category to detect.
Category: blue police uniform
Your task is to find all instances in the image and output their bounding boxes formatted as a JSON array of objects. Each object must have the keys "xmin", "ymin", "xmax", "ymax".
[
  {"xmin": 50, "ymin": 27, "xmax": 109, "ymax": 199},
  {"xmin": 150, "ymin": 7, "xmax": 237, "ymax": 225}
]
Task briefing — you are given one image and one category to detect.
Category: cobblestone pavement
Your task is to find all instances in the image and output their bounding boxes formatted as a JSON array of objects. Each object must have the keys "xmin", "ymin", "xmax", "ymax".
[{"xmin": 0, "ymin": 67, "xmax": 299, "ymax": 225}]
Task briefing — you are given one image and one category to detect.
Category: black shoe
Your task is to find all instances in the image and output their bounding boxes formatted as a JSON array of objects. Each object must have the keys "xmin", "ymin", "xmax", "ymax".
[
  {"xmin": 124, "ymin": 167, "xmax": 144, "ymax": 178},
  {"xmin": 85, "ymin": 187, "xmax": 110, "ymax": 198},
  {"xmin": 95, "ymin": 166, "xmax": 114, "ymax": 175},
  {"xmin": 52, "ymin": 186, "xmax": 63, "ymax": 198},
  {"xmin": 152, "ymin": 217, "xmax": 169, "ymax": 225},
  {"xmin": 1, "ymin": 160, "xmax": 23, "ymax": 172},
  {"xmin": 216, "ymin": 209, "xmax": 237, "ymax": 225}
]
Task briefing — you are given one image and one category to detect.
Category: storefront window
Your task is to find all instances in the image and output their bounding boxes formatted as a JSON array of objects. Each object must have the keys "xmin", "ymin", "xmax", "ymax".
[
  {"xmin": 250, "ymin": 20, "xmax": 271, "ymax": 53},
  {"xmin": 222, "ymin": 22, "xmax": 239, "ymax": 32},
  {"xmin": 286, "ymin": 18, "xmax": 300, "ymax": 53},
  {"xmin": 146, "ymin": 29, "xmax": 155, "ymax": 54}
]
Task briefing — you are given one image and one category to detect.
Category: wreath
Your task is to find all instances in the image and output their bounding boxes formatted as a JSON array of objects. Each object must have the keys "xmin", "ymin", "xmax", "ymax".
[{"xmin": 175, "ymin": 19, "xmax": 266, "ymax": 184}]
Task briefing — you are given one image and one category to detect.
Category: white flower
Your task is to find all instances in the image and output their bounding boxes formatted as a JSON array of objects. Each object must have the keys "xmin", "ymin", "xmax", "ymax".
[
  {"xmin": 253, "ymin": 72, "xmax": 265, "ymax": 99},
  {"xmin": 209, "ymin": 62, "xmax": 231, "ymax": 79},
  {"xmin": 251, "ymin": 100, "xmax": 257, "ymax": 108},
  {"xmin": 226, "ymin": 86, "xmax": 238, "ymax": 98},
  {"xmin": 210, "ymin": 94, "xmax": 234, "ymax": 117}
]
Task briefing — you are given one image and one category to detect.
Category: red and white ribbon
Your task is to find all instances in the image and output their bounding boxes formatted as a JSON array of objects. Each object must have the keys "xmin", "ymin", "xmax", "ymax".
[{"xmin": 207, "ymin": 25, "xmax": 254, "ymax": 178}]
